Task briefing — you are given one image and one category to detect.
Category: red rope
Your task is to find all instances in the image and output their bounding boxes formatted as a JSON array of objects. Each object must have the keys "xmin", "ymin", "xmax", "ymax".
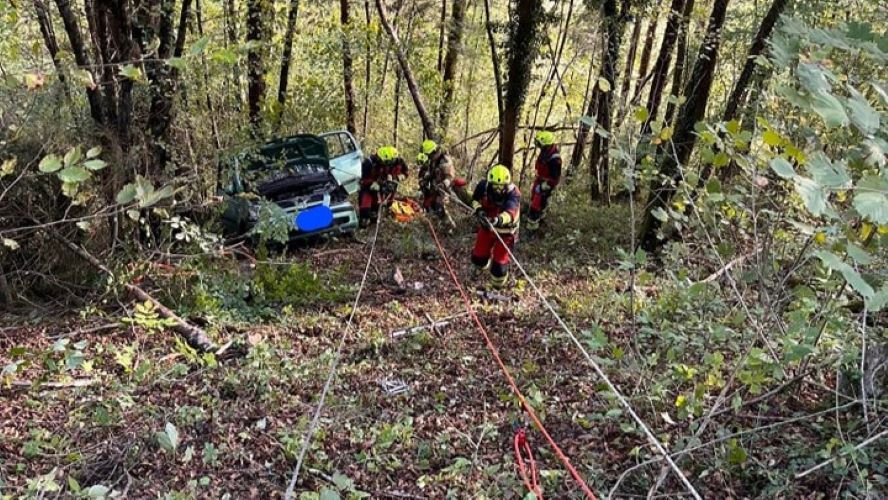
[
  {"xmin": 514, "ymin": 427, "xmax": 542, "ymax": 499},
  {"xmin": 425, "ymin": 219, "xmax": 597, "ymax": 499}
]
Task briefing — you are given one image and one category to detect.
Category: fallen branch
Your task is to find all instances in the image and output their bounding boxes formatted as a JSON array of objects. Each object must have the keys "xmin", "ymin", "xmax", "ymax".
[
  {"xmin": 44, "ymin": 227, "xmax": 217, "ymax": 352},
  {"xmin": 795, "ymin": 429, "xmax": 888, "ymax": 479},
  {"xmin": 5, "ymin": 379, "xmax": 96, "ymax": 391},
  {"xmin": 701, "ymin": 248, "xmax": 762, "ymax": 283}
]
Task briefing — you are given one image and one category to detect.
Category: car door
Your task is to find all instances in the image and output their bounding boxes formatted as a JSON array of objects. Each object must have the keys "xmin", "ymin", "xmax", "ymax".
[{"xmin": 322, "ymin": 131, "xmax": 363, "ymax": 194}]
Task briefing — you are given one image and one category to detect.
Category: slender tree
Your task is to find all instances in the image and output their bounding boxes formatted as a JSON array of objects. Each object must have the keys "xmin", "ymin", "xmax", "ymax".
[
  {"xmin": 436, "ymin": 0, "xmax": 447, "ymax": 73},
  {"xmin": 632, "ymin": 2, "xmax": 661, "ymax": 101},
  {"xmin": 53, "ymin": 0, "xmax": 104, "ymax": 124},
  {"xmin": 723, "ymin": 0, "xmax": 791, "ymax": 122},
  {"xmin": 361, "ymin": 0, "xmax": 372, "ymax": 134},
  {"xmin": 483, "ymin": 0, "xmax": 504, "ymax": 130},
  {"xmin": 499, "ymin": 0, "xmax": 544, "ymax": 168},
  {"xmin": 438, "ymin": 0, "xmax": 468, "ymax": 135},
  {"xmin": 642, "ymin": 0, "xmax": 686, "ymax": 133},
  {"xmin": 587, "ymin": 0, "xmax": 631, "ymax": 202},
  {"xmin": 376, "ymin": 0, "xmax": 436, "ymax": 139},
  {"xmin": 33, "ymin": 0, "xmax": 68, "ymax": 96},
  {"xmin": 246, "ymin": 0, "xmax": 270, "ymax": 130},
  {"xmin": 640, "ymin": 0, "xmax": 732, "ymax": 251},
  {"xmin": 664, "ymin": 0, "xmax": 695, "ymax": 124},
  {"xmin": 341, "ymin": 0, "xmax": 358, "ymax": 134},
  {"xmin": 277, "ymin": 0, "xmax": 300, "ymax": 112},
  {"xmin": 619, "ymin": 15, "xmax": 643, "ymax": 110}
]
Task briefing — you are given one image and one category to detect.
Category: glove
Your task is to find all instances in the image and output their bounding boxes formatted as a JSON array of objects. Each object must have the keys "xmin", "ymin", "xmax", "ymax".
[
  {"xmin": 474, "ymin": 207, "xmax": 488, "ymax": 224},
  {"xmin": 369, "ymin": 182, "xmax": 380, "ymax": 192},
  {"xmin": 491, "ymin": 214, "xmax": 505, "ymax": 227}
]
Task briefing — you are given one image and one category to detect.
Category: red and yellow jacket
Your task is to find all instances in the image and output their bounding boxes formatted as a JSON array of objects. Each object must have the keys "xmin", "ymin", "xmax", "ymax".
[
  {"xmin": 360, "ymin": 155, "xmax": 408, "ymax": 189},
  {"xmin": 534, "ymin": 145, "xmax": 562, "ymax": 188},
  {"xmin": 472, "ymin": 180, "xmax": 521, "ymax": 234}
]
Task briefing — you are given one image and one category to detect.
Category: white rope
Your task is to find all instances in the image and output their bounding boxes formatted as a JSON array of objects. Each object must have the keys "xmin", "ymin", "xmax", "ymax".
[
  {"xmin": 446, "ymin": 192, "xmax": 701, "ymax": 499},
  {"xmin": 283, "ymin": 212, "xmax": 384, "ymax": 499}
]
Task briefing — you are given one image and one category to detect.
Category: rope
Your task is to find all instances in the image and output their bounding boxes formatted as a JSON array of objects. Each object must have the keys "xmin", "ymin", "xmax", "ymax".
[
  {"xmin": 444, "ymin": 191, "xmax": 701, "ymax": 499},
  {"xmin": 514, "ymin": 427, "xmax": 543, "ymax": 499},
  {"xmin": 283, "ymin": 207, "xmax": 386, "ymax": 499},
  {"xmin": 425, "ymin": 218, "xmax": 597, "ymax": 499}
]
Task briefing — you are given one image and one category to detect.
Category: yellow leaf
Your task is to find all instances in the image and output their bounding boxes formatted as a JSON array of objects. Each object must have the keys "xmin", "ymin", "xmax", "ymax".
[
  {"xmin": 659, "ymin": 126, "xmax": 674, "ymax": 141},
  {"xmin": 673, "ymin": 200, "xmax": 686, "ymax": 211},
  {"xmin": 860, "ymin": 222, "xmax": 874, "ymax": 241},
  {"xmin": 633, "ymin": 107, "xmax": 650, "ymax": 123},
  {"xmin": 24, "ymin": 72, "xmax": 44, "ymax": 90},
  {"xmin": 1, "ymin": 158, "xmax": 16, "ymax": 178},
  {"xmin": 597, "ymin": 77, "xmax": 611, "ymax": 93},
  {"xmin": 814, "ymin": 232, "xmax": 827, "ymax": 245},
  {"xmin": 836, "ymin": 191, "xmax": 847, "ymax": 203},
  {"xmin": 762, "ymin": 129, "xmax": 782, "ymax": 147},
  {"xmin": 877, "ymin": 225, "xmax": 888, "ymax": 235},
  {"xmin": 675, "ymin": 394, "xmax": 687, "ymax": 408}
]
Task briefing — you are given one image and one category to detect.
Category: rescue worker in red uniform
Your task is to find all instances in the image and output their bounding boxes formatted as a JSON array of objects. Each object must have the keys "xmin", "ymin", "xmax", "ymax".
[
  {"xmin": 359, "ymin": 146, "xmax": 408, "ymax": 228},
  {"xmin": 471, "ymin": 165, "xmax": 521, "ymax": 289},
  {"xmin": 526, "ymin": 130, "xmax": 562, "ymax": 230}
]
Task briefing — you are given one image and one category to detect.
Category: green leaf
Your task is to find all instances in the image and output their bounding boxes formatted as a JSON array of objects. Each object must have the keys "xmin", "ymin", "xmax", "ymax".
[
  {"xmin": 712, "ymin": 152, "xmax": 730, "ymax": 168},
  {"xmin": 155, "ymin": 422, "xmax": 179, "ymax": 453},
  {"xmin": 847, "ymin": 88, "xmax": 880, "ymax": 135},
  {"xmin": 331, "ymin": 473, "xmax": 352, "ymax": 491},
  {"xmin": 210, "ymin": 49, "xmax": 239, "ymax": 65},
  {"xmin": 727, "ymin": 439, "xmax": 748, "ymax": 465},
  {"xmin": 797, "ymin": 62, "xmax": 831, "ymax": 93},
  {"xmin": 319, "ymin": 488, "xmax": 341, "ymax": 500},
  {"xmin": 811, "ymin": 91, "xmax": 849, "ymax": 128},
  {"xmin": 64, "ymin": 146, "xmax": 82, "ymax": 167},
  {"xmin": 119, "ymin": 65, "xmax": 144, "ymax": 83},
  {"xmin": 806, "ymin": 153, "xmax": 850, "ymax": 188},
  {"xmin": 38, "ymin": 154, "xmax": 63, "ymax": 173},
  {"xmin": 867, "ymin": 284, "xmax": 888, "ymax": 312},
  {"xmin": 816, "ymin": 250, "xmax": 875, "ymax": 299},
  {"xmin": 71, "ymin": 69, "xmax": 97, "ymax": 90},
  {"xmin": 793, "ymin": 176, "xmax": 827, "ymax": 215},
  {"xmin": 633, "ymin": 107, "xmax": 650, "ymax": 123},
  {"xmin": 846, "ymin": 243, "xmax": 873, "ymax": 265},
  {"xmin": 762, "ymin": 129, "xmax": 782, "ymax": 147},
  {"xmin": 853, "ymin": 175, "xmax": 888, "ymax": 224},
  {"xmin": 58, "ymin": 166, "xmax": 91, "ymax": 183},
  {"xmin": 167, "ymin": 57, "xmax": 187, "ymax": 70},
  {"xmin": 872, "ymin": 81, "xmax": 888, "ymax": 105},
  {"xmin": 770, "ymin": 157, "xmax": 795, "ymax": 179},
  {"xmin": 82, "ymin": 159, "xmax": 107, "ymax": 171},
  {"xmin": 189, "ymin": 36, "xmax": 210, "ymax": 56},
  {"xmin": 116, "ymin": 184, "xmax": 137, "ymax": 205},
  {"xmin": 86, "ymin": 146, "xmax": 102, "ymax": 159},
  {"xmin": 138, "ymin": 185, "xmax": 174, "ymax": 208},
  {"xmin": 651, "ymin": 207, "xmax": 668, "ymax": 222}
]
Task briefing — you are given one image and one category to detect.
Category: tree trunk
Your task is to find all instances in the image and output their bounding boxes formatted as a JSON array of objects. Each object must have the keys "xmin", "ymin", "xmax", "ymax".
[
  {"xmin": 33, "ymin": 0, "xmax": 69, "ymax": 96},
  {"xmin": 361, "ymin": 0, "xmax": 372, "ymax": 134},
  {"xmin": 633, "ymin": 4, "xmax": 660, "ymax": 101},
  {"xmin": 246, "ymin": 0, "xmax": 269, "ymax": 131},
  {"xmin": 619, "ymin": 15, "xmax": 642, "ymax": 110},
  {"xmin": 587, "ymin": 0, "xmax": 627, "ymax": 203},
  {"xmin": 376, "ymin": 0, "xmax": 436, "ymax": 139},
  {"xmin": 100, "ymin": 0, "xmax": 139, "ymax": 146},
  {"xmin": 147, "ymin": 0, "xmax": 192, "ymax": 167},
  {"xmin": 340, "ymin": 0, "xmax": 358, "ymax": 134},
  {"xmin": 640, "ymin": 0, "xmax": 731, "ymax": 252},
  {"xmin": 642, "ymin": 0, "xmax": 685, "ymax": 133},
  {"xmin": 723, "ymin": 0, "xmax": 790, "ymax": 122},
  {"xmin": 438, "ymin": 0, "xmax": 467, "ymax": 136},
  {"xmin": 277, "ymin": 0, "xmax": 300, "ymax": 112},
  {"xmin": 393, "ymin": 69, "xmax": 401, "ymax": 146},
  {"xmin": 92, "ymin": 4, "xmax": 119, "ymax": 126},
  {"xmin": 53, "ymin": 0, "xmax": 104, "ymax": 124},
  {"xmin": 436, "ymin": 0, "xmax": 447, "ymax": 74},
  {"xmin": 225, "ymin": 0, "xmax": 243, "ymax": 104},
  {"xmin": 498, "ymin": 0, "xmax": 543, "ymax": 168},
  {"xmin": 483, "ymin": 0, "xmax": 504, "ymax": 133},
  {"xmin": 664, "ymin": 0, "xmax": 694, "ymax": 124},
  {"xmin": 568, "ymin": 57, "xmax": 598, "ymax": 178},
  {"xmin": 196, "ymin": 0, "xmax": 223, "ymax": 151}
]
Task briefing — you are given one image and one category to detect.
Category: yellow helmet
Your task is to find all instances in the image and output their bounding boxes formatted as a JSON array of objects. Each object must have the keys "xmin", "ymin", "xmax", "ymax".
[
  {"xmin": 416, "ymin": 152, "xmax": 429, "ymax": 163},
  {"xmin": 377, "ymin": 146, "xmax": 399, "ymax": 163},
  {"xmin": 534, "ymin": 130, "xmax": 556, "ymax": 147},
  {"xmin": 487, "ymin": 164, "xmax": 511, "ymax": 186},
  {"xmin": 421, "ymin": 140, "xmax": 438, "ymax": 155}
]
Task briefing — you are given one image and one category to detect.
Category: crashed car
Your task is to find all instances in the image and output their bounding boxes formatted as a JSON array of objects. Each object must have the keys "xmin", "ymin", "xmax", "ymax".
[{"xmin": 218, "ymin": 133, "xmax": 362, "ymax": 242}]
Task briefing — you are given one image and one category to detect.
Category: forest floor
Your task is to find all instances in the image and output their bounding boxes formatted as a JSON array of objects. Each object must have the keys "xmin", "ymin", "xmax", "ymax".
[{"xmin": 0, "ymin": 198, "xmax": 862, "ymax": 498}]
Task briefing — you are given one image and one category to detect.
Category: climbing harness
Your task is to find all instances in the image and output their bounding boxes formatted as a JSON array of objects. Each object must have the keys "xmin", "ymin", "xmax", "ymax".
[
  {"xmin": 513, "ymin": 423, "xmax": 542, "ymax": 500},
  {"xmin": 440, "ymin": 190, "xmax": 702, "ymax": 499},
  {"xmin": 425, "ymin": 217, "xmax": 597, "ymax": 499},
  {"xmin": 283, "ymin": 195, "xmax": 391, "ymax": 500}
]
